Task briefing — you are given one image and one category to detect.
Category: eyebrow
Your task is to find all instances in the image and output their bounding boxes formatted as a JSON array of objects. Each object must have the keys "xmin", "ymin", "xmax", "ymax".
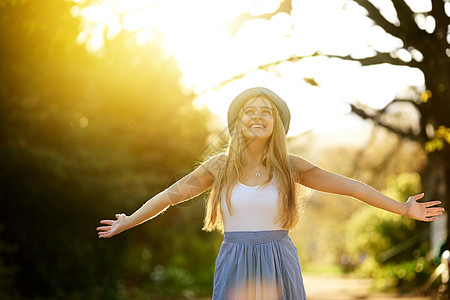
[{"xmin": 244, "ymin": 106, "xmax": 272, "ymax": 110}]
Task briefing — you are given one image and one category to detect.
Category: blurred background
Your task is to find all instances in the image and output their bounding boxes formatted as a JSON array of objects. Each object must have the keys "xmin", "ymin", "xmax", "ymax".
[{"xmin": 0, "ymin": 0, "xmax": 449, "ymax": 299}]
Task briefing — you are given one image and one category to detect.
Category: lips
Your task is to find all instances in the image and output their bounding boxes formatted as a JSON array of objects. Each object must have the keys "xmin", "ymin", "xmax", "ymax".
[{"xmin": 250, "ymin": 124, "xmax": 265, "ymax": 129}]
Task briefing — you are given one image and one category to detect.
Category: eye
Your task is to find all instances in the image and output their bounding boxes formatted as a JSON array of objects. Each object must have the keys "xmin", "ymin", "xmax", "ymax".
[
  {"xmin": 261, "ymin": 109, "xmax": 272, "ymax": 115},
  {"xmin": 244, "ymin": 108, "xmax": 255, "ymax": 115}
]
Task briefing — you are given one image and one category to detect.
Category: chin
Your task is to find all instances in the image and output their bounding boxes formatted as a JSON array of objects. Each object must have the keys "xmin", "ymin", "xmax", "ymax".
[{"xmin": 244, "ymin": 133, "xmax": 271, "ymax": 140}]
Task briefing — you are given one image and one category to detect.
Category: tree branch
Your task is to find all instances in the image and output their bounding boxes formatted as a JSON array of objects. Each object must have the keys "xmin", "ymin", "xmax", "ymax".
[
  {"xmin": 227, "ymin": 0, "xmax": 292, "ymax": 35},
  {"xmin": 354, "ymin": 0, "xmax": 428, "ymax": 53},
  {"xmin": 208, "ymin": 53, "xmax": 318, "ymax": 91},
  {"xmin": 321, "ymin": 52, "xmax": 421, "ymax": 68},
  {"xmin": 391, "ymin": 0, "xmax": 426, "ymax": 38},
  {"xmin": 349, "ymin": 102, "xmax": 421, "ymax": 142},
  {"xmin": 430, "ymin": 0, "xmax": 450, "ymax": 45},
  {"xmin": 354, "ymin": 0, "xmax": 406, "ymax": 40},
  {"xmin": 208, "ymin": 50, "xmax": 421, "ymax": 94}
]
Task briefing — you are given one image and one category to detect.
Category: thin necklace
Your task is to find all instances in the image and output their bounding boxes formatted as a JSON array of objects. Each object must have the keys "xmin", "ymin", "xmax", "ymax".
[{"xmin": 255, "ymin": 165, "xmax": 263, "ymax": 178}]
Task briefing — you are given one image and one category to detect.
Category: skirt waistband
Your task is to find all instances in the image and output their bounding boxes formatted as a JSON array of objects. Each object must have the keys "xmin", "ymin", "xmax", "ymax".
[{"xmin": 223, "ymin": 230, "xmax": 288, "ymax": 243}]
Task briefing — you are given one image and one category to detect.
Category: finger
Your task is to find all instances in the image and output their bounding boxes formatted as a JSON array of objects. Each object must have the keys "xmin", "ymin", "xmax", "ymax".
[
  {"xmin": 426, "ymin": 211, "xmax": 443, "ymax": 218},
  {"xmin": 98, "ymin": 230, "xmax": 112, "ymax": 237},
  {"xmin": 426, "ymin": 207, "xmax": 445, "ymax": 213},
  {"xmin": 424, "ymin": 216, "xmax": 439, "ymax": 222},
  {"xmin": 412, "ymin": 193, "xmax": 425, "ymax": 201},
  {"xmin": 424, "ymin": 207, "xmax": 444, "ymax": 215},
  {"xmin": 424, "ymin": 201, "xmax": 442, "ymax": 208},
  {"xmin": 100, "ymin": 220, "xmax": 114, "ymax": 225},
  {"xmin": 97, "ymin": 226, "xmax": 111, "ymax": 231}
]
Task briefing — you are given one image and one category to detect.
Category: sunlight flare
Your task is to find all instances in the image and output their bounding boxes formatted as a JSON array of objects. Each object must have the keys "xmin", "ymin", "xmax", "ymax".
[{"xmin": 71, "ymin": 0, "xmax": 426, "ymax": 137}]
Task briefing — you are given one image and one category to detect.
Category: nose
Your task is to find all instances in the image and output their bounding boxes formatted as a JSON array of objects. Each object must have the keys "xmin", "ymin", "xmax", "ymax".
[{"xmin": 252, "ymin": 114, "xmax": 262, "ymax": 121}]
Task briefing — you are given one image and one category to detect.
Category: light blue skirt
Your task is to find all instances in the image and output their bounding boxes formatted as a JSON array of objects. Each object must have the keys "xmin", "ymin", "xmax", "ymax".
[{"xmin": 213, "ymin": 230, "xmax": 306, "ymax": 300}]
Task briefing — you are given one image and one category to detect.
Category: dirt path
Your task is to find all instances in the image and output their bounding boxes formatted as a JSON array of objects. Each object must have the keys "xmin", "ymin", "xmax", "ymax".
[{"xmin": 303, "ymin": 274, "xmax": 431, "ymax": 300}]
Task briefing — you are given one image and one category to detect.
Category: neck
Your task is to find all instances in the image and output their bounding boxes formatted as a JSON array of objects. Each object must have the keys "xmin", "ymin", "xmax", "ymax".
[{"xmin": 245, "ymin": 138, "xmax": 267, "ymax": 168}]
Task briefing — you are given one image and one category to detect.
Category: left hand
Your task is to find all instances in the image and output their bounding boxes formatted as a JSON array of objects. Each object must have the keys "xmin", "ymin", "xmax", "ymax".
[{"xmin": 405, "ymin": 193, "xmax": 445, "ymax": 222}]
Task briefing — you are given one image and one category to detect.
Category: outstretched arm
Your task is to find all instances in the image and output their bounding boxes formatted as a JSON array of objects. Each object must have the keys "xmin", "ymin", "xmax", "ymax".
[
  {"xmin": 97, "ymin": 155, "xmax": 224, "ymax": 238},
  {"xmin": 290, "ymin": 155, "xmax": 444, "ymax": 222}
]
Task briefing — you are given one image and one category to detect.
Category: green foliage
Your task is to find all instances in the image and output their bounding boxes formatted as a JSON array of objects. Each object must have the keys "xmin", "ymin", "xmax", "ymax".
[
  {"xmin": 345, "ymin": 208, "xmax": 416, "ymax": 262},
  {"xmin": 425, "ymin": 126, "xmax": 450, "ymax": 153},
  {"xmin": 0, "ymin": 0, "xmax": 217, "ymax": 298},
  {"xmin": 371, "ymin": 258, "xmax": 433, "ymax": 294},
  {"xmin": 344, "ymin": 172, "xmax": 434, "ymax": 292}
]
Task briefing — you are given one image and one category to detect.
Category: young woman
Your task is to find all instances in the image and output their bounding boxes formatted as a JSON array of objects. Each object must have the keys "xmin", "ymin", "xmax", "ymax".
[{"xmin": 97, "ymin": 87, "xmax": 444, "ymax": 299}]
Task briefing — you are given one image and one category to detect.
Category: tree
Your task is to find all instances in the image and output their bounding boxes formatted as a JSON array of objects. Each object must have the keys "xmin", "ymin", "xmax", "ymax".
[
  {"xmin": 0, "ymin": 0, "xmax": 214, "ymax": 298},
  {"xmin": 334, "ymin": 0, "xmax": 450, "ymax": 254}
]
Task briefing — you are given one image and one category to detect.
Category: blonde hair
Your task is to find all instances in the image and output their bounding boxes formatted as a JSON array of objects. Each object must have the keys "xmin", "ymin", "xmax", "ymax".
[{"xmin": 202, "ymin": 100, "xmax": 300, "ymax": 232}]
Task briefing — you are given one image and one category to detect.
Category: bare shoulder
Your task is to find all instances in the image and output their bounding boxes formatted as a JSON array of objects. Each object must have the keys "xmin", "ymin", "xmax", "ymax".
[
  {"xmin": 201, "ymin": 153, "xmax": 228, "ymax": 179},
  {"xmin": 288, "ymin": 154, "xmax": 316, "ymax": 173}
]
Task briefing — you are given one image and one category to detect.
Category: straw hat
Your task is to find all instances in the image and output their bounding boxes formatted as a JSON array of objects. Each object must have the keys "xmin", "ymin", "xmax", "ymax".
[{"xmin": 227, "ymin": 87, "xmax": 291, "ymax": 134}]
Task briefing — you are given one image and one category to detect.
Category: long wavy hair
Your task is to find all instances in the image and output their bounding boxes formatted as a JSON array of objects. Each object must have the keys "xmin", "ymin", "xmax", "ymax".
[{"xmin": 202, "ymin": 98, "xmax": 301, "ymax": 232}]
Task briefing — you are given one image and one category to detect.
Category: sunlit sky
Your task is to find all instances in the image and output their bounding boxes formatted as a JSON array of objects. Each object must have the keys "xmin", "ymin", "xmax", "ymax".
[{"xmin": 71, "ymin": 0, "xmax": 441, "ymax": 138}]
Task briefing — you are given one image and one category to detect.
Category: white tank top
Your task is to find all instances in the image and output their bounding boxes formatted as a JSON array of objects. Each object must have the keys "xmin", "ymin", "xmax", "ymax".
[{"xmin": 221, "ymin": 179, "xmax": 283, "ymax": 232}]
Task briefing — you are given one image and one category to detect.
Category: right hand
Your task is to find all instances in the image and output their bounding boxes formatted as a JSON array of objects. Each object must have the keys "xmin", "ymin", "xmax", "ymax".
[{"xmin": 97, "ymin": 213, "xmax": 128, "ymax": 238}]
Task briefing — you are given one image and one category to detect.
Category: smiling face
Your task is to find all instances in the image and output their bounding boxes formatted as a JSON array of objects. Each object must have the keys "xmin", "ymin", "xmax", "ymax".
[{"xmin": 240, "ymin": 96, "xmax": 274, "ymax": 141}]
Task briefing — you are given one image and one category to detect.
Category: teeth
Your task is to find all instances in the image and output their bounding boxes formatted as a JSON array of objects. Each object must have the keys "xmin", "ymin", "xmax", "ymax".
[{"xmin": 251, "ymin": 124, "xmax": 264, "ymax": 129}]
